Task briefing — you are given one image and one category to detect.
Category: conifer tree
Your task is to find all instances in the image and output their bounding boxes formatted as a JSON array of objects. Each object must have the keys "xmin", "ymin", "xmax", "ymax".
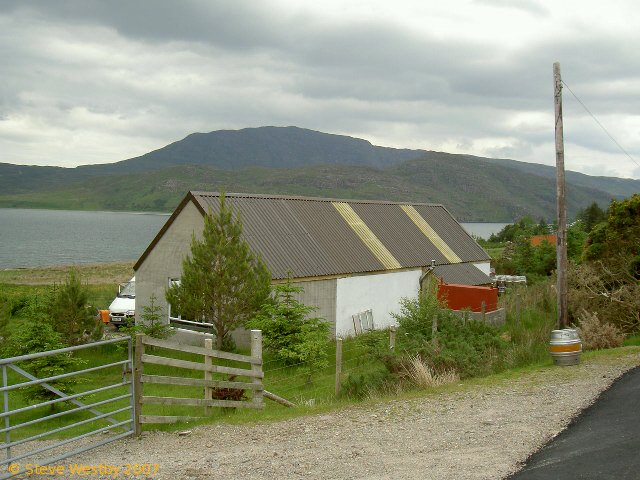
[
  {"xmin": 49, "ymin": 269, "xmax": 102, "ymax": 345},
  {"xmin": 166, "ymin": 194, "xmax": 271, "ymax": 350}
]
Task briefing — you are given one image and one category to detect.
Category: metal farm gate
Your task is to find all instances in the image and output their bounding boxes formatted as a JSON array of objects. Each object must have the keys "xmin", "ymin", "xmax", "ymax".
[{"xmin": 1, "ymin": 337, "xmax": 134, "ymax": 479}]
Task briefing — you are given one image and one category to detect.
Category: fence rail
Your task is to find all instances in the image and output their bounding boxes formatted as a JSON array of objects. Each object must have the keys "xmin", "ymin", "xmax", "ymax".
[
  {"xmin": 134, "ymin": 331, "xmax": 263, "ymax": 433},
  {"xmin": 1, "ymin": 337, "xmax": 134, "ymax": 480}
]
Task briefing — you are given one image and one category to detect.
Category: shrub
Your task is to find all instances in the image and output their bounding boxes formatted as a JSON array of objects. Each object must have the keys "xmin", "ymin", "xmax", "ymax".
[
  {"xmin": 575, "ymin": 309, "xmax": 624, "ymax": 350},
  {"xmin": 117, "ymin": 294, "xmax": 174, "ymax": 349},
  {"xmin": 392, "ymin": 293, "xmax": 506, "ymax": 379},
  {"xmin": 400, "ymin": 355, "xmax": 459, "ymax": 388},
  {"xmin": 568, "ymin": 258, "xmax": 640, "ymax": 333},
  {"xmin": 2, "ymin": 313, "xmax": 84, "ymax": 405},
  {"xmin": 341, "ymin": 368, "xmax": 390, "ymax": 399},
  {"xmin": 48, "ymin": 269, "xmax": 103, "ymax": 345},
  {"xmin": 139, "ymin": 294, "xmax": 173, "ymax": 339},
  {"xmin": 500, "ymin": 282, "xmax": 557, "ymax": 368},
  {"xmin": 247, "ymin": 276, "xmax": 330, "ymax": 379}
]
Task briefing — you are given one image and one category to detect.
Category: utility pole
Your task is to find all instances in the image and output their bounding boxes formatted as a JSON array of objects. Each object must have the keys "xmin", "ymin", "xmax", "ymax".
[{"xmin": 553, "ymin": 62, "xmax": 568, "ymax": 330}]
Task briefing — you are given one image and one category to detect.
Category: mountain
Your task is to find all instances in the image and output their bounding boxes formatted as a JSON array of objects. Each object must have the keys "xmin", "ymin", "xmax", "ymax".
[{"xmin": 0, "ymin": 126, "xmax": 637, "ymax": 221}]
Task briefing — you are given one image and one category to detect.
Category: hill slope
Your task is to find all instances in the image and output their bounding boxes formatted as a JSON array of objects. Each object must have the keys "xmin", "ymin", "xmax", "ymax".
[
  {"xmin": 0, "ymin": 157, "xmax": 615, "ymax": 222},
  {"xmin": 0, "ymin": 126, "xmax": 636, "ymax": 221}
]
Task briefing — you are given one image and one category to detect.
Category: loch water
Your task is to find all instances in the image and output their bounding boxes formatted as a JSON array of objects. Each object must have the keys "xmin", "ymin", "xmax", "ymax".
[{"xmin": 0, "ymin": 208, "xmax": 507, "ymax": 269}]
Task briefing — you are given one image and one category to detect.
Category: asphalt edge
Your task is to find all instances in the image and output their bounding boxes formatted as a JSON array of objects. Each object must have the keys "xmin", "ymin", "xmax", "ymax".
[{"xmin": 503, "ymin": 363, "xmax": 640, "ymax": 479}]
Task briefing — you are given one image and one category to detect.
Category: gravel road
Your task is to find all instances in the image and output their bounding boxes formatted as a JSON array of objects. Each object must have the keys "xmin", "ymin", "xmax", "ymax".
[{"xmin": 10, "ymin": 351, "xmax": 640, "ymax": 480}]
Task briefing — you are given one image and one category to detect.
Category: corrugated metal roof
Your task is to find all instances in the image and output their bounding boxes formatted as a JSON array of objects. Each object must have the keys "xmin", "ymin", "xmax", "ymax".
[
  {"xmin": 412, "ymin": 204, "xmax": 489, "ymax": 262},
  {"xmin": 432, "ymin": 263, "xmax": 492, "ymax": 286},
  {"xmin": 135, "ymin": 191, "xmax": 490, "ymax": 280}
]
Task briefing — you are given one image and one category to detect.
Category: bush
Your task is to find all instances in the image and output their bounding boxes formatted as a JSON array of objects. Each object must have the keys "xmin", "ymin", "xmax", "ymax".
[
  {"xmin": 500, "ymin": 282, "xmax": 557, "ymax": 368},
  {"xmin": 247, "ymin": 276, "xmax": 330, "ymax": 379},
  {"xmin": 399, "ymin": 355, "xmax": 459, "ymax": 388},
  {"xmin": 392, "ymin": 293, "xmax": 506, "ymax": 379},
  {"xmin": 575, "ymin": 310, "xmax": 624, "ymax": 350},
  {"xmin": 118, "ymin": 294, "xmax": 174, "ymax": 349},
  {"xmin": 341, "ymin": 368, "xmax": 391, "ymax": 399},
  {"xmin": 48, "ymin": 269, "xmax": 103, "ymax": 345},
  {"xmin": 568, "ymin": 258, "xmax": 640, "ymax": 333},
  {"xmin": 139, "ymin": 294, "xmax": 173, "ymax": 339},
  {"xmin": 2, "ymin": 309, "xmax": 84, "ymax": 405}
]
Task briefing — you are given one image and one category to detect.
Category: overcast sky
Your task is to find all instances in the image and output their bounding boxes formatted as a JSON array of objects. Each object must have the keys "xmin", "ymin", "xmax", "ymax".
[{"xmin": 1, "ymin": 0, "xmax": 639, "ymax": 179}]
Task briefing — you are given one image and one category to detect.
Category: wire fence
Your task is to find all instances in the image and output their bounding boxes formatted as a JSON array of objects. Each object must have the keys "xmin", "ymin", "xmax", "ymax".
[{"xmin": 261, "ymin": 284, "xmax": 558, "ymax": 407}]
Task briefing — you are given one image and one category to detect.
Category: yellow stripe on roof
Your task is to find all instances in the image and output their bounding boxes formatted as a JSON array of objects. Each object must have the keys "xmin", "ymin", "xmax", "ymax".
[
  {"xmin": 332, "ymin": 202, "xmax": 402, "ymax": 270},
  {"xmin": 401, "ymin": 205, "xmax": 462, "ymax": 263}
]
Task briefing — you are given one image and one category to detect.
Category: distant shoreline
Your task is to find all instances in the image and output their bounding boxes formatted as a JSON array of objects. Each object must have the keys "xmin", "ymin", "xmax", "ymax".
[
  {"xmin": 0, "ymin": 206, "xmax": 172, "ymax": 216},
  {"xmin": 0, "ymin": 261, "xmax": 134, "ymax": 285}
]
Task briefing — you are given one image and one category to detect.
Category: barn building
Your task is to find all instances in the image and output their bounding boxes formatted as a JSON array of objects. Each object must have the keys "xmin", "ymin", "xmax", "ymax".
[{"xmin": 133, "ymin": 192, "xmax": 492, "ymax": 344}]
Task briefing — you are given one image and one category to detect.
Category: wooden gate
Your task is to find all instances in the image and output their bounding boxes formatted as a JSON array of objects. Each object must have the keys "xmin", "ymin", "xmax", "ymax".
[{"xmin": 133, "ymin": 331, "xmax": 263, "ymax": 434}]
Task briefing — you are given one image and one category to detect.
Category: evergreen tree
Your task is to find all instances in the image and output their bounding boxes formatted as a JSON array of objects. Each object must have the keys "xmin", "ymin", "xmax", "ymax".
[
  {"xmin": 166, "ymin": 194, "xmax": 271, "ymax": 350},
  {"xmin": 577, "ymin": 201, "xmax": 607, "ymax": 233},
  {"xmin": 48, "ymin": 269, "xmax": 102, "ymax": 345},
  {"xmin": 247, "ymin": 274, "xmax": 330, "ymax": 378},
  {"xmin": 2, "ymin": 303, "xmax": 84, "ymax": 406}
]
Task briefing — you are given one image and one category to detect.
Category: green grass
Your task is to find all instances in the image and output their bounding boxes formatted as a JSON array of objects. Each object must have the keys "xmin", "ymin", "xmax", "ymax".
[
  {"xmin": 3, "ymin": 269, "xmax": 639, "ymax": 443},
  {"xmin": 1, "ymin": 335, "xmax": 383, "ymax": 441},
  {"xmin": 3, "ymin": 342, "xmax": 133, "ymax": 443},
  {"xmin": 623, "ymin": 334, "xmax": 640, "ymax": 346},
  {"xmin": 1, "ymin": 282, "xmax": 120, "ymax": 312},
  {"xmin": 5, "ymin": 336, "xmax": 640, "ymax": 443}
]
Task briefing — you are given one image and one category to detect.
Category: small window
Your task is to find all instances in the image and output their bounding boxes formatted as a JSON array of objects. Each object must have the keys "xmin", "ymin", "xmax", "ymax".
[{"xmin": 167, "ymin": 278, "xmax": 214, "ymax": 332}]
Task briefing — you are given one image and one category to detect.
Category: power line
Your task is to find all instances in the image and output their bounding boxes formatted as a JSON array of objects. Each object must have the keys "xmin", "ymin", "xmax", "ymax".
[{"xmin": 561, "ymin": 79, "xmax": 640, "ymax": 170}]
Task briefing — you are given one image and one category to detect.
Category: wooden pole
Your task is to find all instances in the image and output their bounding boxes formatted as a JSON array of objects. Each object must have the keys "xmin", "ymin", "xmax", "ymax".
[
  {"xmin": 264, "ymin": 390, "xmax": 296, "ymax": 408},
  {"xmin": 516, "ymin": 293, "xmax": 521, "ymax": 324},
  {"xmin": 204, "ymin": 338, "xmax": 213, "ymax": 415},
  {"xmin": 553, "ymin": 62, "xmax": 568, "ymax": 330},
  {"xmin": 335, "ymin": 338, "xmax": 343, "ymax": 396},
  {"xmin": 389, "ymin": 326, "xmax": 397, "ymax": 351},
  {"xmin": 250, "ymin": 330, "xmax": 263, "ymax": 408},
  {"xmin": 432, "ymin": 315, "xmax": 438, "ymax": 346}
]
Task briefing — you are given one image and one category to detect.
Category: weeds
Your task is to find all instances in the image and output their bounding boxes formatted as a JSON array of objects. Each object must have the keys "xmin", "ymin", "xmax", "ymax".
[
  {"xmin": 400, "ymin": 355, "xmax": 459, "ymax": 388},
  {"xmin": 575, "ymin": 309, "xmax": 624, "ymax": 350}
]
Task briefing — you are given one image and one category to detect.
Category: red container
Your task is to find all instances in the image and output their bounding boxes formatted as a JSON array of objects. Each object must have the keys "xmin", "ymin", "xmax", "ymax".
[{"xmin": 437, "ymin": 282, "xmax": 499, "ymax": 312}]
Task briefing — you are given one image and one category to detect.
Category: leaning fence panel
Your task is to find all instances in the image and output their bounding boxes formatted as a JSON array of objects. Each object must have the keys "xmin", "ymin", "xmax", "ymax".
[{"xmin": 0, "ymin": 336, "xmax": 134, "ymax": 480}]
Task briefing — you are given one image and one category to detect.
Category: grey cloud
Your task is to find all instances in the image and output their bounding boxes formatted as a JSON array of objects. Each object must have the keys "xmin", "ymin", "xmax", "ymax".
[
  {"xmin": 0, "ymin": 1, "xmax": 638, "ymax": 177},
  {"xmin": 474, "ymin": 0, "xmax": 550, "ymax": 16}
]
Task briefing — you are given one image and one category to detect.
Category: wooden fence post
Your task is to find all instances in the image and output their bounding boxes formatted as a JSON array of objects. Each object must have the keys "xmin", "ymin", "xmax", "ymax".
[
  {"xmin": 389, "ymin": 326, "xmax": 397, "ymax": 351},
  {"xmin": 133, "ymin": 334, "xmax": 144, "ymax": 436},
  {"xmin": 481, "ymin": 301, "xmax": 486, "ymax": 322},
  {"xmin": 204, "ymin": 338, "xmax": 213, "ymax": 415},
  {"xmin": 432, "ymin": 315, "xmax": 438, "ymax": 345},
  {"xmin": 516, "ymin": 294, "xmax": 521, "ymax": 324},
  {"xmin": 335, "ymin": 338, "xmax": 343, "ymax": 397},
  {"xmin": 251, "ymin": 330, "xmax": 263, "ymax": 408}
]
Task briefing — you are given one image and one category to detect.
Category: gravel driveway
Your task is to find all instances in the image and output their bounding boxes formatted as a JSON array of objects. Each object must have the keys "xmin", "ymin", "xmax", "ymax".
[{"xmin": 11, "ymin": 351, "xmax": 640, "ymax": 480}]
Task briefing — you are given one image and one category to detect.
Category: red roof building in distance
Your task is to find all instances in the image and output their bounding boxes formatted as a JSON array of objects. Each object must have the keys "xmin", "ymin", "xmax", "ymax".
[{"xmin": 530, "ymin": 234, "xmax": 557, "ymax": 247}]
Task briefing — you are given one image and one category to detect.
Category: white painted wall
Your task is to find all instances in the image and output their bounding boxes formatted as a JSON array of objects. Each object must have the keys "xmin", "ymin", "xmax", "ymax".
[
  {"xmin": 473, "ymin": 261, "xmax": 491, "ymax": 276},
  {"xmin": 335, "ymin": 269, "xmax": 422, "ymax": 337}
]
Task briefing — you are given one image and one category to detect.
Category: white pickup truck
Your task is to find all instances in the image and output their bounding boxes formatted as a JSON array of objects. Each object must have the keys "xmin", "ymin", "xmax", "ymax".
[{"xmin": 108, "ymin": 276, "xmax": 135, "ymax": 326}]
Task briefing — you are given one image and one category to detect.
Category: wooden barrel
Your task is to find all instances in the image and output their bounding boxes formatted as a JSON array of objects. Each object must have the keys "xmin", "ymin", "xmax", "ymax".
[{"xmin": 550, "ymin": 329, "xmax": 582, "ymax": 366}]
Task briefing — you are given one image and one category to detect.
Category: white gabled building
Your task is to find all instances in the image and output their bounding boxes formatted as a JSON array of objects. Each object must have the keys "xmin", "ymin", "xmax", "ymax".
[{"xmin": 134, "ymin": 192, "xmax": 492, "ymax": 345}]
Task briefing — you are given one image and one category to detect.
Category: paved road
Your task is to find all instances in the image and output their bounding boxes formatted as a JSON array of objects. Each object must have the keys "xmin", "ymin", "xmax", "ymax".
[{"xmin": 508, "ymin": 365, "xmax": 640, "ymax": 480}]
